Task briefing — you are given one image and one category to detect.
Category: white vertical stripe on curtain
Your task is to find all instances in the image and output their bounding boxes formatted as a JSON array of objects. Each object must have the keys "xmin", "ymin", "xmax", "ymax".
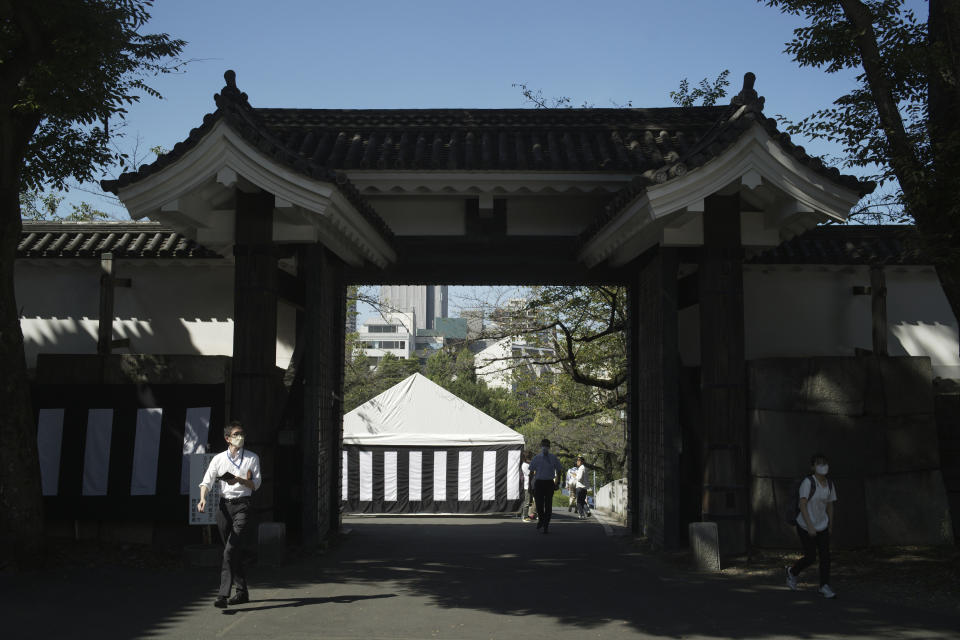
[
  {"xmin": 82, "ymin": 409, "xmax": 113, "ymax": 496},
  {"xmin": 433, "ymin": 451, "xmax": 447, "ymax": 501},
  {"xmin": 482, "ymin": 450, "xmax": 497, "ymax": 501},
  {"xmin": 130, "ymin": 408, "xmax": 163, "ymax": 496},
  {"xmin": 37, "ymin": 408, "xmax": 65, "ymax": 496},
  {"xmin": 359, "ymin": 451, "xmax": 373, "ymax": 501},
  {"xmin": 342, "ymin": 450, "xmax": 349, "ymax": 501},
  {"xmin": 507, "ymin": 449, "xmax": 521, "ymax": 499},
  {"xmin": 458, "ymin": 451, "xmax": 472, "ymax": 501},
  {"xmin": 384, "ymin": 451, "xmax": 397, "ymax": 501},
  {"xmin": 180, "ymin": 407, "xmax": 211, "ymax": 494},
  {"xmin": 409, "ymin": 451, "xmax": 422, "ymax": 501}
]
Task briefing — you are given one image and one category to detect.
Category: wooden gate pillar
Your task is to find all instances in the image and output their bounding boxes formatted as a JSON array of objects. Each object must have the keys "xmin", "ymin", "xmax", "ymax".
[
  {"xmin": 627, "ymin": 246, "xmax": 680, "ymax": 547},
  {"xmin": 698, "ymin": 192, "xmax": 748, "ymax": 556},
  {"xmin": 231, "ymin": 189, "xmax": 279, "ymax": 514},
  {"xmin": 301, "ymin": 244, "xmax": 346, "ymax": 545}
]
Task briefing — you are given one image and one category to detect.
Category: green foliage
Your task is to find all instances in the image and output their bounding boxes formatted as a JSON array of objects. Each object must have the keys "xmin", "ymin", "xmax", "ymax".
[
  {"xmin": 763, "ymin": 1, "xmax": 927, "ymax": 192},
  {"xmin": 19, "ymin": 189, "xmax": 109, "ymax": 221},
  {"xmin": 670, "ymin": 70, "xmax": 731, "ymax": 107},
  {"xmin": 760, "ymin": 0, "xmax": 960, "ymax": 334},
  {"xmin": 2, "ymin": 0, "xmax": 187, "ymax": 191},
  {"xmin": 497, "ymin": 287, "xmax": 628, "ymax": 480}
]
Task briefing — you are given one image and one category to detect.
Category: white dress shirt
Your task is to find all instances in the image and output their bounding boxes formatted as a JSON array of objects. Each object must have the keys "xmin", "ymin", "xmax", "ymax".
[
  {"xmin": 529, "ymin": 451, "xmax": 563, "ymax": 484},
  {"xmin": 199, "ymin": 448, "xmax": 262, "ymax": 499}
]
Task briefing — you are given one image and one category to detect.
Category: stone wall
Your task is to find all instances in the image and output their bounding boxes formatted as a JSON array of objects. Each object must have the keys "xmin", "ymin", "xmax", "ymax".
[
  {"xmin": 935, "ymin": 379, "xmax": 960, "ymax": 540},
  {"xmin": 749, "ymin": 356, "xmax": 955, "ymax": 548},
  {"xmin": 596, "ymin": 478, "xmax": 628, "ymax": 520}
]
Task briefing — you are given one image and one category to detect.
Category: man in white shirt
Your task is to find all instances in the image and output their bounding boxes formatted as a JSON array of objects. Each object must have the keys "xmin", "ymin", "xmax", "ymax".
[
  {"xmin": 528, "ymin": 438, "xmax": 564, "ymax": 534},
  {"xmin": 198, "ymin": 421, "xmax": 262, "ymax": 608}
]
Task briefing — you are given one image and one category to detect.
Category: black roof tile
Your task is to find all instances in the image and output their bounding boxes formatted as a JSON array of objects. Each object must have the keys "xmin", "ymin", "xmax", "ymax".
[
  {"xmin": 17, "ymin": 222, "xmax": 221, "ymax": 259},
  {"xmin": 748, "ymin": 225, "xmax": 925, "ymax": 266}
]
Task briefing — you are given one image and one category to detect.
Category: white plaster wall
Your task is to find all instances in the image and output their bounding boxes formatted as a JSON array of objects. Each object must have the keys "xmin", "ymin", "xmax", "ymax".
[
  {"xmin": 475, "ymin": 337, "xmax": 513, "ymax": 390},
  {"xmin": 678, "ymin": 264, "xmax": 960, "ymax": 378},
  {"xmin": 16, "ymin": 261, "xmax": 296, "ymax": 370}
]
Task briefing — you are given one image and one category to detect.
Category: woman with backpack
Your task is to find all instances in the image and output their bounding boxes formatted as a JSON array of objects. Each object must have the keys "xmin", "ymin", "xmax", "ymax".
[{"xmin": 785, "ymin": 453, "xmax": 838, "ymax": 599}]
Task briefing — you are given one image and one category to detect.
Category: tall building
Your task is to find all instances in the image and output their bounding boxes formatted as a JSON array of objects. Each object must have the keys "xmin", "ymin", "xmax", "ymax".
[{"xmin": 379, "ymin": 285, "xmax": 448, "ymax": 331}]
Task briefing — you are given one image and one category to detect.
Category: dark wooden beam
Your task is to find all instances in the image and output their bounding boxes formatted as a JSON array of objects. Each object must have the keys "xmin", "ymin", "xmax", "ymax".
[
  {"xmin": 698, "ymin": 192, "xmax": 748, "ymax": 557},
  {"xmin": 345, "ymin": 236, "xmax": 633, "ymax": 285},
  {"xmin": 870, "ymin": 266, "xmax": 888, "ymax": 356},
  {"xmin": 97, "ymin": 252, "xmax": 132, "ymax": 355},
  {"xmin": 628, "ymin": 246, "xmax": 681, "ymax": 547},
  {"xmin": 231, "ymin": 189, "xmax": 280, "ymax": 515}
]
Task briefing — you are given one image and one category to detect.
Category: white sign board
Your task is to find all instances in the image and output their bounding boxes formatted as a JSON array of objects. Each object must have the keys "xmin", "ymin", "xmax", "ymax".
[{"xmin": 188, "ymin": 453, "xmax": 219, "ymax": 525}]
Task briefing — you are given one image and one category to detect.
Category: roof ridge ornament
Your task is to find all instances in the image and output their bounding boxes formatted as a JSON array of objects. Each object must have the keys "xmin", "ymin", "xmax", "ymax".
[
  {"xmin": 730, "ymin": 72, "xmax": 765, "ymax": 112},
  {"xmin": 214, "ymin": 69, "xmax": 251, "ymax": 110}
]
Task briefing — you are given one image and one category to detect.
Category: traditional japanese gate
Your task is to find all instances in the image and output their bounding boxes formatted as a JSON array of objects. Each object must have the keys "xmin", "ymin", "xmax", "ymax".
[{"xmin": 104, "ymin": 71, "xmax": 868, "ymax": 551}]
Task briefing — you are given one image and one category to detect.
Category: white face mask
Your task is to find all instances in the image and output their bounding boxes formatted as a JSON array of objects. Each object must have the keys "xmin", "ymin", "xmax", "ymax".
[
  {"xmin": 815, "ymin": 464, "xmax": 829, "ymax": 475},
  {"xmin": 230, "ymin": 434, "xmax": 245, "ymax": 448}
]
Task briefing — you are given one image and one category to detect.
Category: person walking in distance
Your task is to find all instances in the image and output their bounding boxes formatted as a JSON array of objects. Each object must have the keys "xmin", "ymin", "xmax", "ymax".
[
  {"xmin": 519, "ymin": 451, "xmax": 533, "ymax": 522},
  {"xmin": 529, "ymin": 438, "xmax": 564, "ymax": 534},
  {"xmin": 566, "ymin": 464, "xmax": 578, "ymax": 512},
  {"xmin": 785, "ymin": 453, "xmax": 838, "ymax": 599},
  {"xmin": 573, "ymin": 456, "xmax": 589, "ymax": 519},
  {"xmin": 198, "ymin": 421, "xmax": 262, "ymax": 608}
]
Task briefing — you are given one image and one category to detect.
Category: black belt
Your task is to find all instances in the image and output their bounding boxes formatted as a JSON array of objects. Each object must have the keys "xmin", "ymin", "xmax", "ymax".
[{"xmin": 223, "ymin": 496, "xmax": 251, "ymax": 504}]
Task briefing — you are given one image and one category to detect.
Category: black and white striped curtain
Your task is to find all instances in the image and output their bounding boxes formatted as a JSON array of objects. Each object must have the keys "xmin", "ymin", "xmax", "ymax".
[
  {"xmin": 31, "ymin": 383, "xmax": 225, "ymax": 521},
  {"xmin": 342, "ymin": 445, "xmax": 524, "ymax": 514}
]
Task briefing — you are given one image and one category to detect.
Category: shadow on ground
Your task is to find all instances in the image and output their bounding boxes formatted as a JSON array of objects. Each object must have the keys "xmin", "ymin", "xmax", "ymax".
[
  {"xmin": 2, "ymin": 515, "xmax": 957, "ymax": 639},
  {"xmin": 285, "ymin": 514, "xmax": 958, "ymax": 638}
]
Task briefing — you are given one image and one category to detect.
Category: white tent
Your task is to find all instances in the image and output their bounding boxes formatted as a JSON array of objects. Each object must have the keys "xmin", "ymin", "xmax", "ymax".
[{"xmin": 341, "ymin": 373, "xmax": 524, "ymax": 513}]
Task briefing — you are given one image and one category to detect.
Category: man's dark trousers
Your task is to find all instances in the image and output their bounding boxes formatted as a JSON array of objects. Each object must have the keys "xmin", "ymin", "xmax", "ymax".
[
  {"xmin": 217, "ymin": 497, "xmax": 251, "ymax": 598},
  {"xmin": 533, "ymin": 479, "xmax": 555, "ymax": 529}
]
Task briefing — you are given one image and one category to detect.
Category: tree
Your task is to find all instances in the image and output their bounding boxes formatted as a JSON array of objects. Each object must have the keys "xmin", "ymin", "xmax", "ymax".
[
  {"xmin": 0, "ymin": 0, "xmax": 184, "ymax": 562},
  {"xmin": 19, "ymin": 189, "xmax": 109, "ymax": 221},
  {"xmin": 762, "ymin": 0, "xmax": 960, "ymax": 337},
  {"xmin": 669, "ymin": 70, "xmax": 731, "ymax": 107}
]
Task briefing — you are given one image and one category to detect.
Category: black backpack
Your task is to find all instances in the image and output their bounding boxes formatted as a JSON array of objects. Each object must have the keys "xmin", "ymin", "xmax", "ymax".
[{"xmin": 784, "ymin": 475, "xmax": 833, "ymax": 525}]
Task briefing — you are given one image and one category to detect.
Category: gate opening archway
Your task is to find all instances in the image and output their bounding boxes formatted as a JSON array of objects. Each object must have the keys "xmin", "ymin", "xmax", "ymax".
[{"xmin": 104, "ymin": 71, "xmax": 869, "ymax": 552}]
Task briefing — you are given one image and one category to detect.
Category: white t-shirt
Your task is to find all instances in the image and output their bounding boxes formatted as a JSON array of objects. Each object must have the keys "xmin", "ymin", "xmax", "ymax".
[
  {"xmin": 574, "ymin": 465, "xmax": 587, "ymax": 489},
  {"xmin": 796, "ymin": 476, "xmax": 837, "ymax": 532},
  {"xmin": 521, "ymin": 461, "xmax": 530, "ymax": 490}
]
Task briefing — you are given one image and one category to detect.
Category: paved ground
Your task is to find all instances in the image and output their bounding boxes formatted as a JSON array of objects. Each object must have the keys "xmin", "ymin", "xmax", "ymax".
[{"xmin": 2, "ymin": 512, "xmax": 958, "ymax": 639}]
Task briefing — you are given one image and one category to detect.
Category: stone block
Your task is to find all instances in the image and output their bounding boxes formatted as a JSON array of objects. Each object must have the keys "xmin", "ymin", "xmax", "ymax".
[
  {"xmin": 886, "ymin": 414, "xmax": 941, "ymax": 472},
  {"xmin": 750, "ymin": 476, "xmax": 796, "ymax": 548},
  {"xmin": 258, "ymin": 522, "xmax": 286, "ymax": 566},
  {"xmin": 748, "ymin": 357, "xmax": 871, "ymax": 415},
  {"xmin": 803, "ymin": 357, "xmax": 868, "ymax": 416},
  {"xmin": 865, "ymin": 471, "xmax": 955, "ymax": 545},
  {"xmin": 716, "ymin": 519, "xmax": 747, "ymax": 557},
  {"xmin": 748, "ymin": 359, "xmax": 809, "ymax": 412},
  {"xmin": 829, "ymin": 477, "xmax": 868, "ymax": 548},
  {"xmin": 880, "ymin": 357, "xmax": 933, "ymax": 416},
  {"xmin": 750, "ymin": 410, "xmax": 885, "ymax": 478},
  {"xmin": 689, "ymin": 522, "xmax": 720, "ymax": 572}
]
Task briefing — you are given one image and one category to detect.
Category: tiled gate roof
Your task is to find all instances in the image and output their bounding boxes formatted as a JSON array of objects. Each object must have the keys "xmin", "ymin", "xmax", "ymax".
[{"xmin": 102, "ymin": 71, "xmax": 871, "ymax": 214}]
